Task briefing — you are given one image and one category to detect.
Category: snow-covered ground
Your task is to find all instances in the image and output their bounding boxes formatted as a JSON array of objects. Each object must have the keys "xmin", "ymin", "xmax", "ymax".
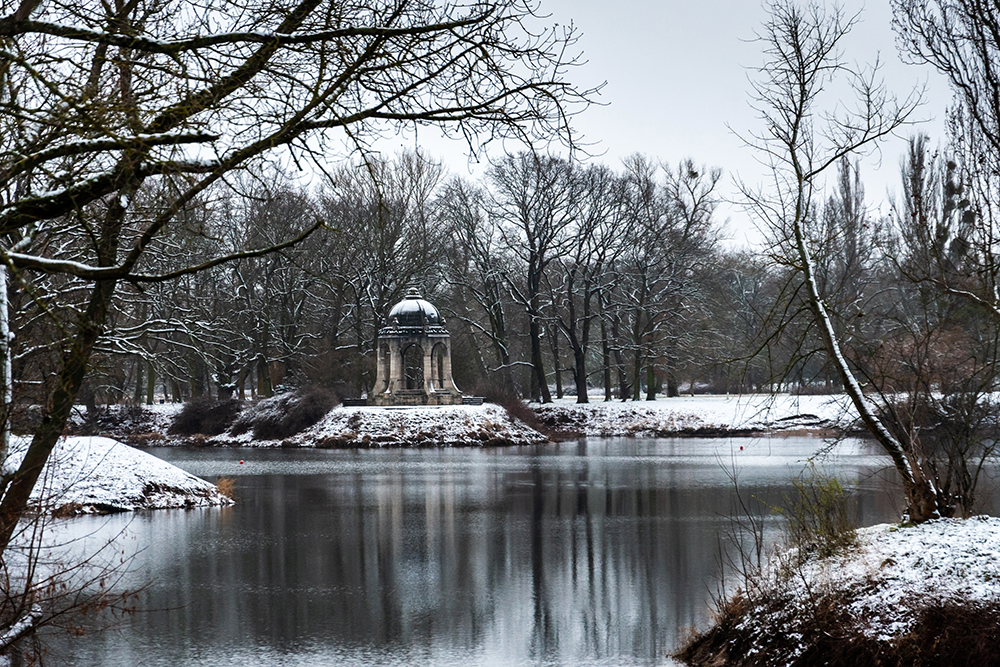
[
  {"xmin": 5, "ymin": 436, "xmax": 232, "ymax": 514},
  {"xmin": 830, "ymin": 518, "xmax": 1000, "ymax": 639},
  {"xmin": 533, "ymin": 394, "xmax": 859, "ymax": 436},
  {"xmin": 704, "ymin": 517, "xmax": 1000, "ymax": 663},
  {"xmin": 75, "ymin": 393, "xmax": 864, "ymax": 448},
  {"xmin": 208, "ymin": 403, "xmax": 549, "ymax": 448}
]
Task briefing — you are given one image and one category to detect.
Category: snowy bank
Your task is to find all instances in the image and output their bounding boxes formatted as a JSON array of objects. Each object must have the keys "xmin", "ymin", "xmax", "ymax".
[
  {"xmin": 533, "ymin": 394, "xmax": 859, "ymax": 437},
  {"xmin": 5, "ymin": 436, "xmax": 232, "ymax": 514},
  {"xmin": 208, "ymin": 403, "xmax": 549, "ymax": 448},
  {"xmin": 679, "ymin": 517, "xmax": 1000, "ymax": 666}
]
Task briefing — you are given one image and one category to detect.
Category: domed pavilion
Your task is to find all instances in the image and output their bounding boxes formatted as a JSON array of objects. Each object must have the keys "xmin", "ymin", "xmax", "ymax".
[{"xmin": 371, "ymin": 289, "xmax": 463, "ymax": 406}]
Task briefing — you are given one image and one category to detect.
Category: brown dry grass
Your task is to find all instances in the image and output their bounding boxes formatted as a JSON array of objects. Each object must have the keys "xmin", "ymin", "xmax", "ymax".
[{"xmin": 215, "ymin": 477, "xmax": 236, "ymax": 500}]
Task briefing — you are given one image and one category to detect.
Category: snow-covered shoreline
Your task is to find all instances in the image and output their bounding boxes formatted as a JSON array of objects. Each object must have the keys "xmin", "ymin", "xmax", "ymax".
[
  {"xmin": 532, "ymin": 394, "xmax": 860, "ymax": 437},
  {"xmin": 5, "ymin": 436, "xmax": 233, "ymax": 515},
  {"xmin": 680, "ymin": 517, "xmax": 1000, "ymax": 665},
  {"xmin": 72, "ymin": 393, "xmax": 864, "ymax": 448}
]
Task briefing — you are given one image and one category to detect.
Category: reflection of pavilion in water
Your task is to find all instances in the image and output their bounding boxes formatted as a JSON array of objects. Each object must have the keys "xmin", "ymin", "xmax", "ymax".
[{"xmin": 371, "ymin": 289, "xmax": 462, "ymax": 406}]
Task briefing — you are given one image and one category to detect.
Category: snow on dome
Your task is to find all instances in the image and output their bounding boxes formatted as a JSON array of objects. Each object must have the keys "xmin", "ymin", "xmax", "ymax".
[{"xmin": 386, "ymin": 289, "xmax": 442, "ymax": 327}]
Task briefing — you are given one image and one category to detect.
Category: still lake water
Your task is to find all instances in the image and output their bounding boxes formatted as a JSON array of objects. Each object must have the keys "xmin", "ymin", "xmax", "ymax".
[{"xmin": 50, "ymin": 437, "xmax": 913, "ymax": 666}]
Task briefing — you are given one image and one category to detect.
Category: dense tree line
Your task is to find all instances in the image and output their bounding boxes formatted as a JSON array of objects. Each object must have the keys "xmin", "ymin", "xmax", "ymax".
[
  {"xmin": 9, "ymin": 151, "xmax": 734, "ymax": 407},
  {"xmin": 13, "ymin": 126, "xmax": 997, "ymax": 425}
]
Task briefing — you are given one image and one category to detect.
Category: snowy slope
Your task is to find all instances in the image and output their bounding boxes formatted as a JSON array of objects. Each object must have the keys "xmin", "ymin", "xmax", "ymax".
[
  {"xmin": 708, "ymin": 517, "xmax": 1000, "ymax": 662},
  {"xmin": 4, "ymin": 436, "xmax": 232, "ymax": 514},
  {"xmin": 796, "ymin": 518, "xmax": 1000, "ymax": 639}
]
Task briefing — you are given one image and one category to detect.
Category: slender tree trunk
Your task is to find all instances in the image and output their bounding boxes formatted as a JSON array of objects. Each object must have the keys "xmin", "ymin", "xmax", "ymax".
[
  {"xmin": 146, "ymin": 360, "xmax": 155, "ymax": 405},
  {"xmin": 0, "ymin": 266, "xmax": 10, "ymax": 462},
  {"xmin": 666, "ymin": 336, "xmax": 679, "ymax": 397},
  {"xmin": 550, "ymin": 328, "xmax": 563, "ymax": 399},
  {"xmin": 573, "ymin": 346, "xmax": 588, "ymax": 404},
  {"xmin": 611, "ymin": 315, "xmax": 628, "ymax": 400},
  {"xmin": 632, "ymin": 348, "xmax": 642, "ymax": 402},
  {"xmin": 133, "ymin": 357, "xmax": 144, "ymax": 405},
  {"xmin": 599, "ymin": 301, "xmax": 612, "ymax": 402}
]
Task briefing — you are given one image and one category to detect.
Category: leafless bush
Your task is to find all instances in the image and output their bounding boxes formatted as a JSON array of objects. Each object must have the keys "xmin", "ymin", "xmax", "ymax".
[
  {"xmin": 169, "ymin": 397, "xmax": 242, "ymax": 436},
  {"xmin": 473, "ymin": 380, "xmax": 544, "ymax": 432},
  {"xmin": 229, "ymin": 388, "xmax": 336, "ymax": 440},
  {"xmin": 776, "ymin": 463, "xmax": 857, "ymax": 560},
  {"xmin": 0, "ymin": 464, "xmax": 141, "ymax": 664}
]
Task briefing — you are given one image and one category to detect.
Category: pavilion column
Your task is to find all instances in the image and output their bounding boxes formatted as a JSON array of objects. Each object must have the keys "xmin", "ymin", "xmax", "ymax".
[{"xmin": 423, "ymin": 346, "xmax": 433, "ymax": 394}]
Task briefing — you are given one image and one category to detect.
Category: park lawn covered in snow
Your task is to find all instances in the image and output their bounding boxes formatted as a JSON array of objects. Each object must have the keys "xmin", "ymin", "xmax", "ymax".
[
  {"xmin": 679, "ymin": 517, "xmax": 1000, "ymax": 666},
  {"xmin": 4, "ymin": 436, "xmax": 232, "ymax": 514},
  {"xmin": 533, "ymin": 393, "xmax": 859, "ymax": 437}
]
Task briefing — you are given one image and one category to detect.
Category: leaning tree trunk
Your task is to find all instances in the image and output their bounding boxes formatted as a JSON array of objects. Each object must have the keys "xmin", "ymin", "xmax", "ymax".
[{"xmin": 792, "ymin": 200, "xmax": 939, "ymax": 522}]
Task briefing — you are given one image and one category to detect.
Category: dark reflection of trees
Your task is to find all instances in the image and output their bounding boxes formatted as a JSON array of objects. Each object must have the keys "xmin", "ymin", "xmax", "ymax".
[{"xmin": 59, "ymin": 439, "xmax": 905, "ymax": 665}]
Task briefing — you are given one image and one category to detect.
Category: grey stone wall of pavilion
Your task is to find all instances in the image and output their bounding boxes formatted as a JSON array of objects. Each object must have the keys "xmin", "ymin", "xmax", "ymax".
[{"xmin": 371, "ymin": 290, "xmax": 463, "ymax": 406}]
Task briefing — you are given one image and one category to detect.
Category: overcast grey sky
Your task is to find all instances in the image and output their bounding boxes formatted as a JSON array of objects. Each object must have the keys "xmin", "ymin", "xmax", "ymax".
[{"xmin": 390, "ymin": 1, "xmax": 954, "ymax": 246}]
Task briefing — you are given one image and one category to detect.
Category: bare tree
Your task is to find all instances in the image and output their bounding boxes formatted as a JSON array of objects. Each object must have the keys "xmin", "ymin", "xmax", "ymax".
[
  {"xmin": 742, "ymin": 1, "xmax": 941, "ymax": 520},
  {"xmin": 488, "ymin": 153, "xmax": 579, "ymax": 403},
  {"xmin": 439, "ymin": 176, "xmax": 518, "ymax": 389},
  {"xmin": 548, "ymin": 164, "xmax": 628, "ymax": 403},
  {"xmin": 892, "ymin": 0, "xmax": 1000, "ymax": 165},
  {"xmin": 892, "ymin": 1, "xmax": 1000, "ymax": 320},
  {"xmin": 610, "ymin": 155, "xmax": 720, "ymax": 401},
  {"xmin": 318, "ymin": 151, "xmax": 446, "ymax": 395}
]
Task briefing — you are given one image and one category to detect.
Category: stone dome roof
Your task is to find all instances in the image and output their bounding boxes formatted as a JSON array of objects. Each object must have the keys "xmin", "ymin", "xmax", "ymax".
[{"xmin": 385, "ymin": 289, "xmax": 444, "ymax": 329}]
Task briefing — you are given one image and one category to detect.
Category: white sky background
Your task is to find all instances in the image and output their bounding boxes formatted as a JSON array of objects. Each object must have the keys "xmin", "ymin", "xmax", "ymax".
[{"xmin": 380, "ymin": 1, "xmax": 954, "ymax": 248}]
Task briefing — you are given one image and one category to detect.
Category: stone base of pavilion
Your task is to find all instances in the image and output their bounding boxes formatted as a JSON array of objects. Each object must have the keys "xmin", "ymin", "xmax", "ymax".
[{"xmin": 370, "ymin": 389, "xmax": 463, "ymax": 407}]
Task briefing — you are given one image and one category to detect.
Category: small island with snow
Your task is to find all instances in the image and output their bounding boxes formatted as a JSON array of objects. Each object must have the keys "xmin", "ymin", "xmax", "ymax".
[{"xmin": 5, "ymin": 435, "xmax": 232, "ymax": 516}]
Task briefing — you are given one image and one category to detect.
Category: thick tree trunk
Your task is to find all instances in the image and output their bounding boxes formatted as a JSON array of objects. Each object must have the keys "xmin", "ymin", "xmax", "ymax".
[
  {"xmin": 133, "ymin": 357, "xmax": 144, "ymax": 405},
  {"xmin": 631, "ymin": 348, "xmax": 642, "ymax": 402},
  {"xmin": 257, "ymin": 355, "xmax": 272, "ymax": 398}
]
